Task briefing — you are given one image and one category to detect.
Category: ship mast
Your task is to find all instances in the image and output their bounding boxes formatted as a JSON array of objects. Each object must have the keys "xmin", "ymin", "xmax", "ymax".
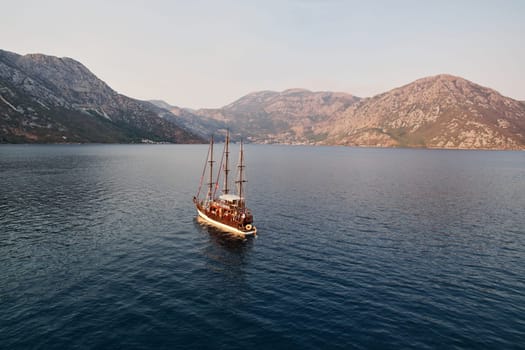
[
  {"xmin": 223, "ymin": 130, "xmax": 230, "ymax": 194},
  {"xmin": 207, "ymin": 135, "xmax": 215, "ymax": 203},
  {"xmin": 236, "ymin": 138, "xmax": 247, "ymax": 208}
]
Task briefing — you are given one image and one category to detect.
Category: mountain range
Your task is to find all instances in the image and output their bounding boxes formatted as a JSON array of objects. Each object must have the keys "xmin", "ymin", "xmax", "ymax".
[
  {"xmin": 157, "ymin": 77, "xmax": 525, "ymax": 149},
  {"xmin": 2, "ymin": 49, "xmax": 524, "ymax": 149}
]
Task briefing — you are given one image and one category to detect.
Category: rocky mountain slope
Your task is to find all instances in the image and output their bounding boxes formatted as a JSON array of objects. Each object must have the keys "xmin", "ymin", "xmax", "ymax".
[
  {"xmin": 0, "ymin": 49, "xmax": 202, "ymax": 143},
  {"xmin": 317, "ymin": 75, "xmax": 525, "ymax": 149},
  {"xmin": 191, "ymin": 89, "xmax": 360, "ymax": 142}
]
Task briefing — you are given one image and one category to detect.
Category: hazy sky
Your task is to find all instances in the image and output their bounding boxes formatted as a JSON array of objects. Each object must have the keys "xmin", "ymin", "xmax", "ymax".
[{"xmin": 2, "ymin": 0, "xmax": 524, "ymax": 108}]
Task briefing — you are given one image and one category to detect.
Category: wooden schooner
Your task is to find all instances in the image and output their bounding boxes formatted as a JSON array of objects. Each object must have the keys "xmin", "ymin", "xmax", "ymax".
[{"xmin": 193, "ymin": 131, "xmax": 256, "ymax": 236}]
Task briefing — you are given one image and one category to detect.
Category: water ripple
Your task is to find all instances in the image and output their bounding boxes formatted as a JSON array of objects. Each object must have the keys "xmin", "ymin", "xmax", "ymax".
[{"xmin": 1, "ymin": 145, "xmax": 525, "ymax": 349}]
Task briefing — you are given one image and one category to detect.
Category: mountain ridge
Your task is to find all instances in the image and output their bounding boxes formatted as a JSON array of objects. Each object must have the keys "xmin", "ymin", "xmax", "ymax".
[
  {"xmin": 316, "ymin": 74, "xmax": 525, "ymax": 149},
  {"xmin": 163, "ymin": 74, "xmax": 524, "ymax": 149},
  {"xmin": 0, "ymin": 49, "xmax": 203, "ymax": 143},
  {"xmin": 190, "ymin": 89, "xmax": 361, "ymax": 143}
]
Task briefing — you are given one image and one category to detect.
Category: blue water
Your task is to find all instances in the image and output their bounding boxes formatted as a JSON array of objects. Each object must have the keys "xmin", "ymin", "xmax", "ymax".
[{"xmin": 1, "ymin": 144, "xmax": 524, "ymax": 349}]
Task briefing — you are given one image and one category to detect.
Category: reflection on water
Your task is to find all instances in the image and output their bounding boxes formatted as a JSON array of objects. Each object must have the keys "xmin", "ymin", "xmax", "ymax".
[
  {"xmin": 193, "ymin": 217, "xmax": 254, "ymax": 310},
  {"xmin": 194, "ymin": 216, "xmax": 253, "ymax": 274}
]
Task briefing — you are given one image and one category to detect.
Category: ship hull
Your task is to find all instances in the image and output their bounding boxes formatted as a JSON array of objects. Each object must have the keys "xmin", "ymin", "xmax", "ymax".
[{"xmin": 196, "ymin": 206, "xmax": 257, "ymax": 237}]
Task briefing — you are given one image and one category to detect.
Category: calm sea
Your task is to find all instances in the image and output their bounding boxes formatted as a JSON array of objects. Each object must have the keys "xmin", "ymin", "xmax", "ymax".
[{"xmin": 1, "ymin": 144, "xmax": 524, "ymax": 349}]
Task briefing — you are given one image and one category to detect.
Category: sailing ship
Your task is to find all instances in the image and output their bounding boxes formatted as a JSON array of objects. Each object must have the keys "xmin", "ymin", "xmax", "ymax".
[{"xmin": 193, "ymin": 131, "xmax": 257, "ymax": 236}]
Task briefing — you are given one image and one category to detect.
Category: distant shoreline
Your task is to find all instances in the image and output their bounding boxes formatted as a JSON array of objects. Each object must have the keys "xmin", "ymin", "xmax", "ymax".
[{"xmin": 1, "ymin": 142, "xmax": 523, "ymax": 151}]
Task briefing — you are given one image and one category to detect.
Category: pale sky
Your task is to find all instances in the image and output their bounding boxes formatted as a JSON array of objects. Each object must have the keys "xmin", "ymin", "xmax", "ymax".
[{"xmin": 2, "ymin": 0, "xmax": 524, "ymax": 108}]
